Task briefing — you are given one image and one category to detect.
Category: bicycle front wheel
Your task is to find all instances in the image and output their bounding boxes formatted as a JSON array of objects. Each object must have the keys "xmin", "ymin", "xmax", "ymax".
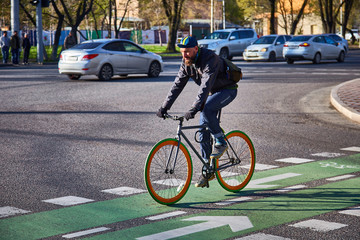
[
  {"xmin": 144, "ymin": 138, "xmax": 192, "ymax": 205},
  {"xmin": 216, "ymin": 130, "xmax": 255, "ymax": 192}
]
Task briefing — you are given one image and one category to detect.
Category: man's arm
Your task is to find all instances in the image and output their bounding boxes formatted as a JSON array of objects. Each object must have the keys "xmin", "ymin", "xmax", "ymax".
[{"xmin": 161, "ymin": 62, "xmax": 190, "ymax": 110}]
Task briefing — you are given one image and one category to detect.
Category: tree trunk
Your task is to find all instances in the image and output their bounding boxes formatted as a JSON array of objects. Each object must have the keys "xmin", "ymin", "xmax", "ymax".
[
  {"xmin": 290, "ymin": 0, "xmax": 308, "ymax": 35},
  {"xmin": 51, "ymin": 14, "xmax": 64, "ymax": 60},
  {"xmin": 269, "ymin": 0, "xmax": 276, "ymax": 34}
]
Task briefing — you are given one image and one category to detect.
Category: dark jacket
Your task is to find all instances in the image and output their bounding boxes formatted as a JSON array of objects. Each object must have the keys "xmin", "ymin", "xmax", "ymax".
[
  {"xmin": 22, "ymin": 38, "xmax": 31, "ymax": 50},
  {"xmin": 162, "ymin": 47, "xmax": 237, "ymax": 111}
]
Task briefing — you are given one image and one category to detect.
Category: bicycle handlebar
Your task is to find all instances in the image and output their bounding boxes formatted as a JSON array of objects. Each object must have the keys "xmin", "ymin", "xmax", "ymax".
[{"xmin": 164, "ymin": 113, "xmax": 184, "ymax": 122}]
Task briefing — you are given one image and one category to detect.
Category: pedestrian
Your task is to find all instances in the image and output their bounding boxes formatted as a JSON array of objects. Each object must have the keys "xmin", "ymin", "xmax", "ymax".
[
  {"xmin": 0, "ymin": 31, "xmax": 11, "ymax": 64},
  {"xmin": 156, "ymin": 36, "xmax": 238, "ymax": 188},
  {"xmin": 22, "ymin": 33, "xmax": 31, "ymax": 65},
  {"xmin": 64, "ymin": 31, "xmax": 76, "ymax": 49},
  {"xmin": 10, "ymin": 31, "xmax": 20, "ymax": 65}
]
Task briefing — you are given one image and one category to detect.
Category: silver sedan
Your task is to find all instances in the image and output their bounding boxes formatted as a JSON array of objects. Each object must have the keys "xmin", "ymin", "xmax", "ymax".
[
  {"xmin": 58, "ymin": 39, "xmax": 164, "ymax": 80},
  {"xmin": 283, "ymin": 35, "xmax": 346, "ymax": 64}
]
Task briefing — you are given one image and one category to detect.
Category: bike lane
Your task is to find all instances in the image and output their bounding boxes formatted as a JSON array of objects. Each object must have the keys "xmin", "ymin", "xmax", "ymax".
[{"xmin": 0, "ymin": 154, "xmax": 359, "ymax": 239}]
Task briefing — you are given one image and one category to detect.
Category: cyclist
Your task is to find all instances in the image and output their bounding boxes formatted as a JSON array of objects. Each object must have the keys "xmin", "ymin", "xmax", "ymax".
[{"xmin": 156, "ymin": 36, "xmax": 238, "ymax": 188}]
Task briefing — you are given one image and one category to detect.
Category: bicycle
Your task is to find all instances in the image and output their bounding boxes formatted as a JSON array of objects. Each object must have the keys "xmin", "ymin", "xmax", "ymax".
[{"xmin": 144, "ymin": 111, "xmax": 256, "ymax": 205}]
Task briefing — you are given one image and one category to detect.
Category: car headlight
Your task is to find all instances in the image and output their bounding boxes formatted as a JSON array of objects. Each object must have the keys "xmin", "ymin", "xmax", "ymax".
[
  {"xmin": 244, "ymin": 49, "xmax": 248, "ymax": 52},
  {"xmin": 260, "ymin": 48, "xmax": 268, "ymax": 52}
]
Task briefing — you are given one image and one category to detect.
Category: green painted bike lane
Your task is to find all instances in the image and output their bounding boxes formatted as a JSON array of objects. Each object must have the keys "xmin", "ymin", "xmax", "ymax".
[{"xmin": 0, "ymin": 154, "xmax": 359, "ymax": 239}]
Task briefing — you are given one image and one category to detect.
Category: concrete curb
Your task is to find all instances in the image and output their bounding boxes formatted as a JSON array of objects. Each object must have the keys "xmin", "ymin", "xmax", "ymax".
[{"xmin": 330, "ymin": 78, "xmax": 360, "ymax": 124}]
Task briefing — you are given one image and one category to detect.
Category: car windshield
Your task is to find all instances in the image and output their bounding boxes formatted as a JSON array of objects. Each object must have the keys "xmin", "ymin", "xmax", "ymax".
[
  {"xmin": 253, "ymin": 36, "xmax": 276, "ymax": 44},
  {"xmin": 289, "ymin": 36, "xmax": 312, "ymax": 42},
  {"xmin": 70, "ymin": 42, "xmax": 103, "ymax": 50},
  {"xmin": 208, "ymin": 31, "xmax": 230, "ymax": 40}
]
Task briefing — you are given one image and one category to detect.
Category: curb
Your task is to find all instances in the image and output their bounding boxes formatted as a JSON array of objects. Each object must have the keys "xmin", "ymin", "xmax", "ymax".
[{"xmin": 330, "ymin": 78, "xmax": 360, "ymax": 124}]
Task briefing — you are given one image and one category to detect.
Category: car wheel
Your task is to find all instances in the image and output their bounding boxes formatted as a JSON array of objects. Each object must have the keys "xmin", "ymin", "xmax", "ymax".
[
  {"xmin": 268, "ymin": 52, "xmax": 276, "ymax": 62},
  {"xmin": 219, "ymin": 48, "xmax": 229, "ymax": 59},
  {"xmin": 148, "ymin": 61, "xmax": 161, "ymax": 77},
  {"xmin": 67, "ymin": 74, "xmax": 81, "ymax": 80},
  {"xmin": 98, "ymin": 64, "xmax": 113, "ymax": 81},
  {"xmin": 312, "ymin": 53, "xmax": 321, "ymax": 64},
  {"xmin": 337, "ymin": 51, "xmax": 345, "ymax": 63},
  {"xmin": 286, "ymin": 58, "xmax": 294, "ymax": 64}
]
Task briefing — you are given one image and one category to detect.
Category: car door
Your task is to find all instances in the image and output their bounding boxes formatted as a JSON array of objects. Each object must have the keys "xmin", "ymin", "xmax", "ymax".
[
  {"xmin": 239, "ymin": 30, "xmax": 256, "ymax": 52},
  {"xmin": 324, "ymin": 36, "xmax": 340, "ymax": 59},
  {"xmin": 123, "ymin": 42, "xmax": 149, "ymax": 72},
  {"xmin": 102, "ymin": 41, "xmax": 128, "ymax": 73},
  {"xmin": 312, "ymin": 36, "xmax": 328, "ymax": 58},
  {"xmin": 275, "ymin": 36, "xmax": 285, "ymax": 58},
  {"xmin": 228, "ymin": 31, "xmax": 241, "ymax": 56}
]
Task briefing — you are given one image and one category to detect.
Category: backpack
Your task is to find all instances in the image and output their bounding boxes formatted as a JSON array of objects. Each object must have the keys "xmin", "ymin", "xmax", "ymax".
[{"xmin": 223, "ymin": 58, "xmax": 242, "ymax": 83}]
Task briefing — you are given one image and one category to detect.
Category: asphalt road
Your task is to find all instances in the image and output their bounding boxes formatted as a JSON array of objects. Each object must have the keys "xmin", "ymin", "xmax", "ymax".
[{"xmin": 0, "ymin": 50, "xmax": 359, "ymax": 239}]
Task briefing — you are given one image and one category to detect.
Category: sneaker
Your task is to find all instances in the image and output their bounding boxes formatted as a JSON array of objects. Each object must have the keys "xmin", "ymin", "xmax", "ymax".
[
  {"xmin": 210, "ymin": 141, "xmax": 228, "ymax": 159},
  {"xmin": 195, "ymin": 174, "xmax": 215, "ymax": 188}
]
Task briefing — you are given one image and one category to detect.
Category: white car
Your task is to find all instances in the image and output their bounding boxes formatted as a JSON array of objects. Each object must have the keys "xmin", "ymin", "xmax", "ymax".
[
  {"xmin": 59, "ymin": 39, "xmax": 164, "ymax": 80},
  {"xmin": 198, "ymin": 28, "xmax": 258, "ymax": 59},
  {"xmin": 243, "ymin": 34, "xmax": 292, "ymax": 62},
  {"xmin": 345, "ymin": 29, "xmax": 359, "ymax": 40},
  {"xmin": 283, "ymin": 35, "xmax": 346, "ymax": 64}
]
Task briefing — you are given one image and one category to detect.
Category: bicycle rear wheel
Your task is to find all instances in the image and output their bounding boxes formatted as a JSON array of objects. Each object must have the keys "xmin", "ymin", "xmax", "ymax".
[
  {"xmin": 144, "ymin": 138, "xmax": 192, "ymax": 205},
  {"xmin": 216, "ymin": 130, "xmax": 255, "ymax": 192}
]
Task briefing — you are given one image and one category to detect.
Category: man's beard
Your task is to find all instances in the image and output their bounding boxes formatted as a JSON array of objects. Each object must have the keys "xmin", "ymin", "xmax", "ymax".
[{"xmin": 184, "ymin": 58, "xmax": 194, "ymax": 66}]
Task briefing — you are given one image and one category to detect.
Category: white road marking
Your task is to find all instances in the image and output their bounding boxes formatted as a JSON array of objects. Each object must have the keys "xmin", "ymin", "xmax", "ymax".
[
  {"xmin": 311, "ymin": 152, "xmax": 345, "ymax": 158},
  {"xmin": 62, "ymin": 227, "xmax": 110, "ymax": 238},
  {"xmin": 276, "ymin": 185, "xmax": 306, "ymax": 192},
  {"xmin": 137, "ymin": 216, "xmax": 253, "ymax": 240},
  {"xmin": 245, "ymin": 173, "xmax": 302, "ymax": 189},
  {"xmin": 289, "ymin": 219, "xmax": 347, "ymax": 232},
  {"xmin": 235, "ymin": 233, "xmax": 293, "ymax": 240},
  {"xmin": 275, "ymin": 158, "xmax": 314, "ymax": 164},
  {"xmin": 42, "ymin": 196, "xmax": 94, "ymax": 206},
  {"xmin": 153, "ymin": 179, "xmax": 186, "ymax": 186},
  {"xmin": 146, "ymin": 211, "xmax": 187, "ymax": 221},
  {"xmin": 0, "ymin": 206, "xmax": 31, "ymax": 218},
  {"xmin": 101, "ymin": 187, "xmax": 146, "ymax": 196},
  {"xmin": 339, "ymin": 206, "xmax": 360, "ymax": 217},
  {"xmin": 326, "ymin": 174, "xmax": 356, "ymax": 181},
  {"xmin": 341, "ymin": 146, "xmax": 360, "ymax": 152}
]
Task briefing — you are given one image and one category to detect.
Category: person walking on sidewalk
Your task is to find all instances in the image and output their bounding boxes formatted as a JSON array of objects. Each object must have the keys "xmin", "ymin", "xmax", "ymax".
[
  {"xmin": 0, "ymin": 31, "xmax": 11, "ymax": 64},
  {"xmin": 22, "ymin": 33, "xmax": 31, "ymax": 65},
  {"xmin": 156, "ymin": 36, "xmax": 238, "ymax": 188},
  {"xmin": 64, "ymin": 31, "xmax": 76, "ymax": 49},
  {"xmin": 10, "ymin": 31, "xmax": 20, "ymax": 65}
]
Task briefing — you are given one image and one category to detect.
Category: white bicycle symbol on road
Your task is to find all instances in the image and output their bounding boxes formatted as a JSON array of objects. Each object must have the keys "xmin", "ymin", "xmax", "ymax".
[{"xmin": 319, "ymin": 162, "xmax": 358, "ymax": 169}]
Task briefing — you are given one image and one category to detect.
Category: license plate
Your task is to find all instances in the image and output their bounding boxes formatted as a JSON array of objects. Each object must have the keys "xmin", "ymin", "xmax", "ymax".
[
  {"xmin": 67, "ymin": 56, "xmax": 78, "ymax": 61},
  {"xmin": 289, "ymin": 46, "xmax": 298, "ymax": 49},
  {"xmin": 248, "ymin": 53, "xmax": 257, "ymax": 57}
]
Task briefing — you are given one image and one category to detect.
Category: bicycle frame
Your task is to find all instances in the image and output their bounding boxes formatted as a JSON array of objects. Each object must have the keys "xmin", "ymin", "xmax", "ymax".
[{"xmin": 165, "ymin": 114, "xmax": 241, "ymax": 174}]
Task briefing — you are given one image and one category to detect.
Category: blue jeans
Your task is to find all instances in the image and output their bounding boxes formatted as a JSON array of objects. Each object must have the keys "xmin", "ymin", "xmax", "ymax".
[
  {"xmin": 199, "ymin": 88, "xmax": 237, "ymax": 160},
  {"xmin": 1, "ymin": 46, "xmax": 9, "ymax": 63},
  {"xmin": 11, "ymin": 48, "xmax": 19, "ymax": 64}
]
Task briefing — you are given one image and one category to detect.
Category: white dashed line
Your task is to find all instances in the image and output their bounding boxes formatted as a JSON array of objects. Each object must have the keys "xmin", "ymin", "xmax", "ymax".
[
  {"xmin": 146, "ymin": 211, "xmax": 187, "ymax": 221},
  {"xmin": 101, "ymin": 187, "xmax": 146, "ymax": 196},
  {"xmin": 326, "ymin": 174, "xmax": 356, "ymax": 181},
  {"xmin": 339, "ymin": 206, "xmax": 360, "ymax": 217},
  {"xmin": 0, "ymin": 206, "xmax": 31, "ymax": 218},
  {"xmin": 42, "ymin": 196, "xmax": 94, "ymax": 206},
  {"xmin": 289, "ymin": 219, "xmax": 347, "ymax": 232},
  {"xmin": 62, "ymin": 227, "xmax": 110, "ymax": 238},
  {"xmin": 275, "ymin": 158, "xmax": 314, "ymax": 164},
  {"xmin": 235, "ymin": 233, "xmax": 293, "ymax": 240}
]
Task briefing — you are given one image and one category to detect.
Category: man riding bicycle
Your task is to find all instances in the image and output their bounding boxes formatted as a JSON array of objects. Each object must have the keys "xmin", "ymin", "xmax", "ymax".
[{"xmin": 157, "ymin": 36, "xmax": 238, "ymax": 187}]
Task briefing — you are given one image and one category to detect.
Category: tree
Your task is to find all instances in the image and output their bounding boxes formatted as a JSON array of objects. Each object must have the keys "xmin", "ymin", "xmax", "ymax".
[
  {"xmin": 161, "ymin": 0, "xmax": 186, "ymax": 52},
  {"xmin": 269, "ymin": 0, "xmax": 277, "ymax": 34},
  {"xmin": 278, "ymin": 0, "xmax": 309, "ymax": 35},
  {"xmin": 59, "ymin": 0, "xmax": 95, "ymax": 43},
  {"xmin": 340, "ymin": 0, "xmax": 355, "ymax": 42}
]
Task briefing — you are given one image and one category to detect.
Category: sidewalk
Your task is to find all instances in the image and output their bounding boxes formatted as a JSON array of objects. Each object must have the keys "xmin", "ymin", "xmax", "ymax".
[{"xmin": 330, "ymin": 78, "xmax": 360, "ymax": 124}]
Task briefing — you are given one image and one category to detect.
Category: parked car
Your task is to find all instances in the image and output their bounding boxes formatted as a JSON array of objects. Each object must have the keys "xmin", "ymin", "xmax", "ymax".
[
  {"xmin": 243, "ymin": 34, "xmax": 292, "ymax": 62},
  {"xmin": 198, "ymin": 28, "xmax": 258, "ymax": 59},
  {"xmin": 283, "ymin": 35, "xmax": 346, "ymax": 64},
  {"xmin": 58, "ymin": 39, "xmax": 164, "ymax": 80},
  {"xmin": 323, "ymin": 33, "xmax": 349, "ymax": 53}
]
